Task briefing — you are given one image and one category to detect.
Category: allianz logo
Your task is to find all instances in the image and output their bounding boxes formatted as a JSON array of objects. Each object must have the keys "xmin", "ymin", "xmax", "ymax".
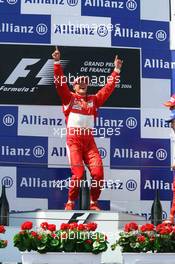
[
  {"xmin": 144, "ymin": 59, "xmax": 174, "ymax": 70},
  {"xmin": 51, "ymin": 147, "xmax": 67, "ymax": 157},
  {"xmin": 24, "ymin": 0, "xmax": 78, "ymax": 6},
  {"xmin": 144, "ymin": 118, "xmax": 169, "ymax": 128},
  {"xmin": 84, "ymin": 0, "xmax": 137, "ymax": 11},
  {"xmin": 114, "ymin": 24, "xmax": 167, "ymax": 41},
  {"xmin": 54, "ymin": 24, "xmax": 108, "ymax": 37},
  {"xmin": 21, "ymin": 115, "xmax": 63, "ymax": 126},
  {"xmin": 113, "ymin": 148, "xmax": 167, "ymax": 161},
  {"xmin": 144, "ymin": 180, "xmax": 173, "ymax": 191},
  {"xmin": 3, "ymin": 114, "xmax": 15, "ymax": 126},
  {"xmin": 1, "ymin": 145, "xmax": 45, "ymax": 158}
]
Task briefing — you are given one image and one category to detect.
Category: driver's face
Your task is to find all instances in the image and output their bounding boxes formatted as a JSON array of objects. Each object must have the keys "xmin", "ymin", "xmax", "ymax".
[{"xmin": 74, "ymin": 82, "xmax": 88, "ymax": 96}]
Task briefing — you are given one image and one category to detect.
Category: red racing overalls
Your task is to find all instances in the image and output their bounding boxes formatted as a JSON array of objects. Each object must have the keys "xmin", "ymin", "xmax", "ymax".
[{"xmin": 54, "ymin": 62, "xmax": 120, "ymax": 201}]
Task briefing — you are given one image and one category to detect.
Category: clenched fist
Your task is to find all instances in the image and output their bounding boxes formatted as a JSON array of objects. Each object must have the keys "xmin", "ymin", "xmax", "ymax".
[{"xmin": 52, "ymin": 48, "xmax": 60, "ymax": 61}]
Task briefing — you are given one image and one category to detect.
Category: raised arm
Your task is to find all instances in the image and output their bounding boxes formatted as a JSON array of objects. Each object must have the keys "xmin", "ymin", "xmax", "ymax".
[
  {"xmin": 52, "ymin": 49, "xmax": 71, "ymax": 105},
  {"xmin": 95, "ymin": 56, "xmax": 123, "ymax": 107}
]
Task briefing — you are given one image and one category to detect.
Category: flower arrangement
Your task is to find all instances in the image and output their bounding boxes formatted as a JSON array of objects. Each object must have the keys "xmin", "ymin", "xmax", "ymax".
[
  {"xmin": 0, "ymin": 225, "xmax": 8, "ymax": 249},
  {"xmin": 13, "ymin": 221, "xmax": 108, "ymax": 254},
  {"xmin": 111, "ymin": 221, "xmax": 175, "ymax": 253}
]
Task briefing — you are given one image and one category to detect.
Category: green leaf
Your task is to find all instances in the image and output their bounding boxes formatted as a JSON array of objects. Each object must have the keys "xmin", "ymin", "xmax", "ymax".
[
  {"xmin": 37, "ymin": 244, "xmax": 46, "ymax": 251},
  {"xmin": 50, "ymin": 239, "xmax": 60, "ymax": 247},
  {"xmin": 41, "ymin": 236, "xmax": 48, "ymax": 244},
  {"xmin": 93, "ymin": 241, "xmax": 100, "ymax": 249},
  {"xmin": 63, "ymin": 241, "xmax": 75, "ymax": 252},
  {"xmin": 98, "ymin": 243, "xmax": 108, "ymax": 251}
]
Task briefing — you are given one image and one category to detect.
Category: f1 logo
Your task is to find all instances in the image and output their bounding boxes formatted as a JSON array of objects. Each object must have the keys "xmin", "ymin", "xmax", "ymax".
[
  {"xmin": 4, "ymin": 58, "xmax": 54, "ymax": 85},
  {"xmin": 4, "ymin": 58, "xmax": 40, "ymax": 84}
]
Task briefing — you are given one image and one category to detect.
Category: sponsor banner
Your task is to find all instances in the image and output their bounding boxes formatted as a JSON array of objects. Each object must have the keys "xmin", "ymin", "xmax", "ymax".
[
  {"xmin": 111, "ymin": 200, "xmax": 170, "ymax": 222},
  {"xmin": 111, "ymin": 19, "xmax": 169, "ymax": 50},
  {"xmin": 17, "ymin": 167, "xmax": 70, "ymax": 209},
  {"xmin": 141, "ymin": 108, "xmax": 171, "ymax": 139},
  {"xmin": 0, "ymin": 0, "xmax": 20, "ymax": 14},
  {"xmin": 94, "ymin": 138, "xmax": 110, "ymax": 166},
  {"xmin": 141, "ymin": 0, "xmax": 170, "ymax": 22},
  {"xmin": 81, "ymin": 0, "xmax": 140, "ymax": 19},
  {"xmin": 18, "ymin": 105, "xmax": 65, "ymax": 137},
  {"xmin": 51, "ymin": 15, "xmax": 111, "ymax": 47},
  {"xmin": 112, "ymin": 19, "xmax": 141, "ymax": 48},
  {"xmin": 142, "ymin": 49, "xmax": 172, "ymax": 79},
  {"xmin": 110, "ymin": 137, "xmax": 170, "ymax": 169},
  {"xmin": 0, "ymin": 166, "xmax": 48, "ymax": 212},
  {"xmin": 0, "ymin": 106, "xmax": 18, "ymax": 136},
  {"xmin": 16, "ymin": 166, "xmax": 109, "ymax": 210},
  {"xmin": 48, "ymin": 137, "xmax": 68, "ymax": 168},
  {"xmin": 0, "ymin": 44, "xmax": 140, "ymax": 107},
  {"xmin": 141, "ymin": 167, "xmax": 173, "ymax": 201},
  {"xmin": 0, "ymin": 136, "xmax": 48, "ymax": 166},
  {"xmin": 138, "ymin": 20, "xmax": 169, "ymax": 50},
  {"xmin": 95, "ymin": 108, "xmax": 140, "ymax": 138},
  {"xmin": 18, "ymin": 106, "xmax": 140, "ymax": 139},
  {"xmin": 141, "ymin": 78, "xmax": 171, "ymax": 109},
  {"xmin": 100, "ymin": 168, "xmax": 140, "ymax": 201},
  {"xmin": 48, "ymin": 137, "xmax": 110, "ymax": 168},
  {"xmin": 0, "ymin": 14, "xmax": 50, "ymax": 44},
  {"xmin": 21, "ymin": 0, "xmax": 81, "ymax": 16}
]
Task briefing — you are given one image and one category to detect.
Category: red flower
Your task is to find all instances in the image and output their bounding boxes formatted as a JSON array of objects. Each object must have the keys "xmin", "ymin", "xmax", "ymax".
[
  {"xmin": 156, "ymin": 223, "xmax": 173, "ymax": 235},
  {"xmin": 37, "ymin": 235, "xmax": 42, "ymax": 240},
  {"xmin": 47, "ymin": 224, "xmax": 56, "ymax": 232},
  {"xmin": 0, "ymin": 225, "xmax": 6, "ymax": 233},
  {"xmin": 124, "ymin": 222, "xmax": 138, "ymax": 232},
  {"xmin": 140, "ymin": 224, "xmax": 154, "ymax": 232},
  {"xmin": 21, "ymin": 221, "xmax": 33, "ymax": 230},
  {"xmin": 60, "ymin": 223, "xmax": 69, "ymax": 230},
  {"xmin": 160, "ymin": 227, "xmax": 172, "ymax": 235},
  {"xmin": 86, "ymin": 222, "xmax": 97, "ymax": 231},
  {"xmin": 51, "ymin": 233, "xmax": 56, "ymax": 238},
  {"xmin": 137, "ymin": 235, "xmax": 146, "ymax": 243},
  {"xmin": 69, "ymin": 222, "xmax": 78, "ymax": 230},
  {"xmin": 40, "ymin": 222, "xmax": 49, "ymax": 230},
  {"xmin": 77, "ymin": 224, "xmax": 85, "ymax": 231},
  {"xmin": 30, "ymin": 231, "xmax": 37, "ymax": 237}
]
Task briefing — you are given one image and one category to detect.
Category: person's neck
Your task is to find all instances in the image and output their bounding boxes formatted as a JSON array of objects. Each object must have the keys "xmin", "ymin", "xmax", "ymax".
[{"xmin": 75, "ymin": 92, "xmax": 87, "ymax": 97}]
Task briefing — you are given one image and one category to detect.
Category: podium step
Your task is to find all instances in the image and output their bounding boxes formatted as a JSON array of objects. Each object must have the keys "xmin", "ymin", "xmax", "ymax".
[{"xmin": 9, "ymin": 209, "xmax": 146, "ymax": 228}]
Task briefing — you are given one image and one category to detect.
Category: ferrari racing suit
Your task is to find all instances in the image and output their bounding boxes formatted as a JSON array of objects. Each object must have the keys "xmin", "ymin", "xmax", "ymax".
[{"xmin": 54, "ymin": 62, "xmax": 120, "ymax": 202}]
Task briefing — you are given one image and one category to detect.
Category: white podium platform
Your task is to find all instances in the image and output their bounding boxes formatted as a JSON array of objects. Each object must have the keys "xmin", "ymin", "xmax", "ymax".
[
  {"xmin": 0, "ymin": 210, "xmax": 146, "ymax": 264},
  {"xmin": 9, "ymin": 209, "xmax": 146, "ymax": 228}
]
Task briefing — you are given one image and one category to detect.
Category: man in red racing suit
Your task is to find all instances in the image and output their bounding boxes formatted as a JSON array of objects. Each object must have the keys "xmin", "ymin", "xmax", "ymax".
[{"xmin": 52, "ymin": 49, "xmax": 123, "ymax": 210}]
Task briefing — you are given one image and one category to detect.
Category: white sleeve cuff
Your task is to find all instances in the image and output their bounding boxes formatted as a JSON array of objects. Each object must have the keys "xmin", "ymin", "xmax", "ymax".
[{"xmin": 54, "ymin": 61, "xmax": 60, "ymax": 64}]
